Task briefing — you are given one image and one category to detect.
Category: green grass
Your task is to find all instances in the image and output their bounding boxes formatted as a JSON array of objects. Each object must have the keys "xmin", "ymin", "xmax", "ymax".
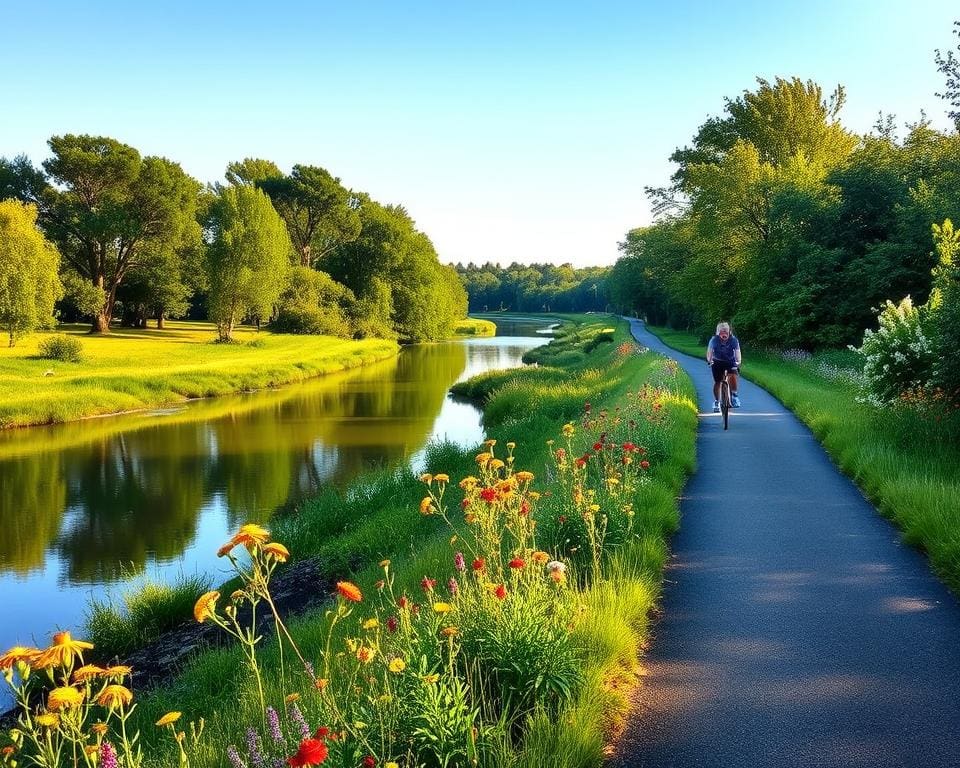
[
  {"xmin": 120, "ymin": 315, "xmax": 699, "ymax": 767},
  {"xmin": 452, "ymin": 318, "xmax": 497, "ymax": 336},
  {"xmin": 649, "ymin": 324, "xmax": 960, "ymax": 593},
  {"xmin": 0, "ymin": 321, "xmax": 399, "ymax": 428}
]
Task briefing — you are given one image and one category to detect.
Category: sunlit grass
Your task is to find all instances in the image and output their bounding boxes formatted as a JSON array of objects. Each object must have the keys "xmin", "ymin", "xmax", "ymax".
[
  {"xmin": 452, "ymin": 318, "xmax": 497, "ymax": 336},
  {"xmin": 0, "ymin": 321, "xmax": 399, "ymax": 428}
]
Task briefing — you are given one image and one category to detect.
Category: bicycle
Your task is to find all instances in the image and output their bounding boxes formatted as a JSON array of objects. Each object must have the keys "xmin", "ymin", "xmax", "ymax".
[{"xmin": 719, "ymin": 368, "xmax": 734, "ymax": 430}]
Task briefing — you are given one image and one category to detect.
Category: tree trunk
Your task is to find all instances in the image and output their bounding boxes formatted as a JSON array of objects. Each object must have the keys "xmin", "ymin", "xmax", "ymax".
[{"xmin": 156, "ymin": 313, "xmax": 165, "ymax": 329}]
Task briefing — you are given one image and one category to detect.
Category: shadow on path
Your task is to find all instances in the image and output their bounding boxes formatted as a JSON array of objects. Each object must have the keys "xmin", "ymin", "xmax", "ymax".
[{"xmin": 612, "ymin": 320, "xmax": 960, "ymax": 768}]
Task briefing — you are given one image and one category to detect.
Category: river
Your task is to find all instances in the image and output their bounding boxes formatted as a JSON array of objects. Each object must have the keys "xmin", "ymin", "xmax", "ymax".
[{"xmin": 0, "ymin": 319, "xmax": 549, "ymax": 659}]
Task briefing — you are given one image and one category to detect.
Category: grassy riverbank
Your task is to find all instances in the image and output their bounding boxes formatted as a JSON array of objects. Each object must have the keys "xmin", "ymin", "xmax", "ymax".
[
  {"xmin": 452, "ymin": 318, "xmax": 497, "ymax": 336},
  {"xmin": 0, "ymin": 322, "xmax": 399, "ymax": 429},
  {"xmin": 49, "ymin": 315, "xmax": 697, "ymax": 768},
  {"xmin": 649, "ymin": 325, "xmax": 960, "ymax": 593}
]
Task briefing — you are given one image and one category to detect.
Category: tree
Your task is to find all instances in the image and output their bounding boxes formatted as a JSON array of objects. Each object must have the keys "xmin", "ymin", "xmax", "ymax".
[
  {"xmin": 205, "ymin": 185, "xmax": 292, "ymax": 341},
  {"xmin": 935, "ymin": 20, "xmax": 960, "ymax": 130},
  {"xmin": 0, "ymin": 200, "xmax": 62, "ymax": 346},
  {"xmin": 929, "ymin": 219, "xmax": 960, "ymax": 397},
  {"xmin": 224, "ymin": 158, "xmax": 283, "ymax": 187},
  {"xmin": 258, "ymin": 165, "xmax": 361, "ymax": 267}
]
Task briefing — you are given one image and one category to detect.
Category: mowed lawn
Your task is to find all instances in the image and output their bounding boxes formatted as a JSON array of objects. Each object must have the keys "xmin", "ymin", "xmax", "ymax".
[{"xmin": 0, "ymin": 322, "xmax": 399, "ymax": 429}]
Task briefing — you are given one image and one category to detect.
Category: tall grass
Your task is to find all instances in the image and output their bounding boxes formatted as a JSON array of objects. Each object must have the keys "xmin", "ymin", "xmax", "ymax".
[
  {"xmin": 0, "ymin": 321, "xmax": 399, "ymax": 428},
  {"xmin": 650, "ymin": 324, "xmax": 960, "ymax": 593}
]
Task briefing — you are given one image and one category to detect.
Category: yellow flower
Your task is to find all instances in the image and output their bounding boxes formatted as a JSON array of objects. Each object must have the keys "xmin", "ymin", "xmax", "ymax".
[
  {"xmin": 422, "ymin": 673, "xmax": 439, "ymax": 685},
  {"xmin": 36, "ymin": 632, "xmax": 94, "ymax": 670},
  {"xmin": 379, "ymin": 559, "xmax": 391, "ymax": 568},
  {"xmin": 155, "ymin": 712, "xmax": 182, "ymax": 727},
  {"xmin": 420, "ymin": 473, "xmax": 433, "ymax": 484},
  {"xmin": 362, "ymin": 618, "xmax": 379, "ymax": 630},
  {"xmin": 388, "ymin": 657, "xmax": 406, "ymax": 673},
  {"xmin": 474, "ymin": 452, "xmax": 492, "ymax": 465},
  {"xmin": 356, "ymin": 646, "xmax": 376, "ymax": 664},
  {"xmin": 432, "ymin": 602, "xmax": 453, "ymax": 614},
  {"xmin": 91, "ymin": 722, "xmax": 109, "ymax": 736},
  {"xmin": 284, "ymin": 693, "xmax": 301, "ymax": 704},
  {"xmin": 234, "ymin": 523, "xmax": 270, "ymax": 547},
  {"xmin": 419, "ymin": 496, "xmax": 434, "ymax": 515},
  {"xmin": 72, "ymin": 664, "xmax": 106, "ymax": 683},
  {"xmin": 263, "ymin": 542, "xmax": 290, "ymax": 562},
  {"xmin": 104, "ymin": 665, "xmax": 131, "ymax": 678},
  {"xmin": 230, "ymin": 589, "xmax": 246, "ymax": 603},
  {"xmin": 484, "ymin": 439, "xmax": 497, "ymax": 448},
  {"xmin": 386, "ymin": 762, "xmax": 400, "ymax": 768},
  {"xmin": 506, "ymin": 442, "xmax": 516, "ymax": 450},
  {"xmin": 458, "ymin": 476, "xmax": 478, "ymax": 490},
  {"xmin": 0, "ymin": 645, "xmax": 41, "ymax": 670},
  {"xmin": 48, "ymin": 686, "xmax": 85, "ymax": 711},
  {"xmin": 35, "ymin": 713, "xmax": 60, "ymax": 728},
  {"xmin": 514, "ymin": 471, "xmax": 535, "ymax": 483},
  {"xmin": 489, "ymin": 459, "xmax": 505, "ymax": 471},
  {"xmin": 434, "ymin": 473, "xmax": 450, "ymax": 483},
  {"xmin": 440, "ymin": 626, "xmax": 459, "ymax": 637},
  {"xmin": 97, "ymin": 684, "xmax": 133, "ymax": 710},
  {"xmin": 193, "ymin": 591, "xmax": 220, "ymax": 623}
]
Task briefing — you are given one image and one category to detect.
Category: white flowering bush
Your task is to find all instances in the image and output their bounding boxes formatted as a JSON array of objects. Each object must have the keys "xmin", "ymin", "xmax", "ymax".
[{"xmin": 853, "ymin": 296, "xmax": 935, "ymax": 405}]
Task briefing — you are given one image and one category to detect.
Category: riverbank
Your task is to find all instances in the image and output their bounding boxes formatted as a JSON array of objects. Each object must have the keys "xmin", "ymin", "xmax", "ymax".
[
  {"xmin": 648, "ymin": 324, "xmax": 960, "ymax": 593},
  {"xmin": 452, "ymin": 317, "xmax": 497, "ymax": 336},
  {"xmin": 0, "ymin": 322, "xmax": 400, "ymax": 429},
  {"xmin": 11, "ymin": 316, "xmax": 697, "ymax": 768}
]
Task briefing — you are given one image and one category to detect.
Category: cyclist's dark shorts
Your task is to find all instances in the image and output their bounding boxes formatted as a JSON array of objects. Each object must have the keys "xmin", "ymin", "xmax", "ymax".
[{"xmin": 711, "ymin": 360, "xmax": 739, "ymax": 383}]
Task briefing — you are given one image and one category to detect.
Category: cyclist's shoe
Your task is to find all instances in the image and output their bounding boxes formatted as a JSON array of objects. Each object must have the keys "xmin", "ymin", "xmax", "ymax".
[
  {"xmin": 732, "ymin": 395, "xmax": 742, "ymax": 408},
  {"xmin": 712, "ymin": 400, "xmax": 721, "ymax": 413}
]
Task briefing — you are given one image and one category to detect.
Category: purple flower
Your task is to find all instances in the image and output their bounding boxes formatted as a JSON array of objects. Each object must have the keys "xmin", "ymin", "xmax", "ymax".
[
  {"xmin": 266, "ymin": 705, "xmax": 283, "ymax": 743},
  {"xmin": 447, "ymin": 577, "xmax": 459, "ymax": 596},
  {"xmin": 454, "ymin": 551, "xmax": 466, "ymax": 571},
  {"xmin": 304, "ymin": 660, "xmax": 316, "ymax": 679},
  {"xmin": 227, "ymin": 745, "xmax": 247, "ymax": 768},
  {"xmin": 246, "ymin": 727, "xmax": 265, "ymax": 767},
  {"xmin": 99, "ymin": 742, "xmax": 118, "ymax": 768},
  {"xmin": 288, "ymin": 701, "xmax": 311, "ymax": 739}
]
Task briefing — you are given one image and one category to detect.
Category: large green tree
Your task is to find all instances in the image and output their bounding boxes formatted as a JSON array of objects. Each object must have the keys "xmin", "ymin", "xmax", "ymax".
[
  {"xmin": 0, "ymin": 200, "xmax": 62, "ymax": 346},
  {"xmin": 205, "ymin": 185, "xmax": 292, "ymax": 341}
]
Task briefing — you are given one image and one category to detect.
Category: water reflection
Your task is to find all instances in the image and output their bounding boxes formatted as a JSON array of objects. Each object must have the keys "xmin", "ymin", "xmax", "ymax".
[{"xmin": 0, "ymin": 325, "xmax": 545, "ymax": 653}]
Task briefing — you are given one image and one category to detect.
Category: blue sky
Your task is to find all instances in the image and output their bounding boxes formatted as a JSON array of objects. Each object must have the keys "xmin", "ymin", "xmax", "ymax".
[{"xmin": 3, "ymin": 1, "xmax": 957, "ymax": 267}]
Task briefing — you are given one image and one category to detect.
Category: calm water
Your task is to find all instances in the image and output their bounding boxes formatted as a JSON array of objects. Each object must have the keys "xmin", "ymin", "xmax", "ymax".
[{"xmin": 0, "ymin": 320, "xmax": 548, "ymax": 657}]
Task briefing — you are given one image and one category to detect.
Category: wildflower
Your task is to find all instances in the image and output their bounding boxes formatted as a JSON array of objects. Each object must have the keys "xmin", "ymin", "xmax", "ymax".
[
  {"xmin": 447, "ymin": 577, "xmax": 459, "ymax": 596},
  {"xmin": 287, "ymin": 737, "xmax": 329, "ymax": 766},
  {"xmin": 423, "ymin": 673, "xmax": 440, "ymax": 684},
  {"xmin": 388, "ymin": 658, "xmax": 406, "ymax": 673},
  {"xmin": 97, "ymin": 684, "xmax": 133, "ymax": 710},
  {"xmin": 475, "ymin": 452, "xmax": 492, "ymax": 465},
  {"xmin": 1, "ymin": 746, "xmax": 15, "ymax": 758},
  {"xmin": 362, "ymin": 618, "xmax": 379, "ymax": 630},
  {"xmin": 285, "ymin": 693, "xmax": 301, "ymax": 704},
  {"xmin": 264, "ymin": 542, "xmax": 290, "ymax": 562},
  {"xmin": 363, "ymin": 756, "xmax": 376, "ymax": 767},
  {"xmin": 91, "ymin": 722, "xmax": 109, "ymax": 735},
  {"xmin": 575, "ymin": 457, "xmax": 587, "ymax": 468},
  {"xmin": 454, "ymin": 551, "xmax": 466, "ymax": 571},
  {"xmin": 247, "ymin": 727, "xmax": 265, "ymax": 767},
  {"xmin": 551, "ymin": 570, "xmax": 567, "ymax": 585},
  {"xmin": 441, "ymin": 627, "xmax": 459, "ymax": 637},
  {"xmin": 432, "ymin": 602, "xmax": 453, "ymax": 614},
  {"xmin": 217, "ymin": 541, "xmax": 235, "ymax": 557},
  {"xmin": 494, "ymin": 584, "xmax": 507, "ymax": 600},
  {"xmin": 336, "ymin": 582, "xmax": 363, "ymax": 602},
  {"xmin": 387, "ymin": 763, "xmax": 400, "ymax": 768},
  {"xmin": 435, "ymin": 473, "xmax": 450, "ymax": 483},
  {"xmin": 380, "ymin": 559, "xmax": 391, "ymax": 568},
  {"xmin": 48, "ymin": 686, "xmax": 84, "ymax": 711},
  {"xmin": 640, "ymin": 460, "xmax": 650, "ymax": 470},
  {"xmin": 289, "ymin": 702, "xmax": 311, "ymax": 739},
  {"xmin": 375, "ymin": 579, "xmax": 385, "ymax": 589},
  {"xmin": 99, "ymin": 742, "xmax": 119, "ymax": 768},
  {"xmin": 314, "ymin": 677, "xmax": 329, "ymax": 691},
  {"xmin": 508, "ymin": 558, "xmax": 525, "ymax": 570},
  {"xmin": 104, "ymin": 665, "xmax": 131, "ymax": 678},
  {"xmin": 421, "ymin": 576, "xmax": 437, "ymax": 592},
  {"xmin": 0, "ymin": 646, "xmax": 41, "ymax": 670},
  {"xmin": 419, "ymin": 496, "xmax": 434, "ymax": 515},
  {"xmin": 356, "ymin": 646, "xmax": 376, "ymax": 664},
  {"xmin": 472, "ymin": 558, "xmax": 486, "ymax": 572},
  {"xmin": 226, "ymin": 745, "xmax": 245, "ymax": 768},
  {"xmin": 485, "ymin": 438, "xmax": 497, "ymax": 447},
  {"xmin": 234, "ymin": 523, "xmax": 271, "ymax": 548},
  {"xmin": 464, "ymin": 512, "xmax": 477, "ymax": 523},
  {"xmin": 515, "ymin": 471, "xmax": 534, "ymax": 483},
  {"xmin": 593, "ymin": 442, "xmax": 603, "ymax": 452},
  {"xmin": 480, "ymin": 487, "xmax": 498, "ymax": 503},
  {"xmin": 35, "ymin": 713, "xmax": 59, "ymax": 728},
  {"xmin": 532, "ymin": 551, "xmax": 549, "ymax": 564},
  {"xmin": 230, "ymin": 590, "xmax": 246, "ymax": 603},
  {"xmin": 562, "ymin": 423, "xmax": 575, "ymax": 437},
  {"xmin": 387, "ymin": 616, "xmax": 398, "ymax": 633},
  {"xmin": 194, "ymin": 591, "xmax": 220, "ymax": 623},
  {"xmin": 72, "ymin": 664, "xmax": 106, "ymax": 683},
  {"xmin": 398, "ymin": 596, "xmax": 409, "ymax": 609},
  {"xmin": 36, "ymin": 631, "xmax": 94, "ymax": 669},
  {"xmin": 459, "ymin": 476, "xmax": 478, "ymax": 490},
  {"xmin": 520, "ymin": 499, "xmax": 531, "ymax": 516},
  {"xmin": 546, "ymin": 561, "xmax": 567, "ymax": 574},
  {"xmin": 156, "ymin": 712, "xmax": 182, "ymax": 727},
  {"xmin": 420, "ymin": 473, "xmax": 433, "ymax": 484}
]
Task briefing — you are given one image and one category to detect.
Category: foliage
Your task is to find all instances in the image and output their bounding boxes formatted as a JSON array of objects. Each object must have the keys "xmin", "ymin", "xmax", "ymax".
[
  {"xmin": 0, "ymin": 199, "xmax": 62, "ymax": 346},
  {"xmin": 935, "ymin": 20, "xmax": 960, "ymax": 130},
  {"xmin": 929, "ymin": 219, "xmax": 960, "ymax": 398},
  {"xmin": 38, "ymin": 334, "xmax": 84, "ymax": 363},
  {"xmin": 273, "ymin": 266, "xmax": 354, "ymax": 336},
  {"xmin": 456, "ymin": 262, "xmax": 610, "ymax": 314},
  {"xmin": 205, "ymin": 185, "xmax": 292, "ymax": 342}
]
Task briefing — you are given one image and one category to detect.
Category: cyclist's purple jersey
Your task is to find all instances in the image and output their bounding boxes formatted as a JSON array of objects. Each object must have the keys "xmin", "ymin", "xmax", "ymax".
[{"xmin": 709, "ymin": 334, "xmax": 740, "ymax": 364}]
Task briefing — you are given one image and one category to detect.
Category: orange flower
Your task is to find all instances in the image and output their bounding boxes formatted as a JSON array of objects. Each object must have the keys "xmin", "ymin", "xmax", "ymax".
[
  {"xmin": 155, "ymin": 712, "xmax": 181, "ymax": 727},
  {"xmin": 48, "ymin": 686, "xmax": 85, "ymax": 711},
  {"xmin": 355, "ymin": 646, "xmax": 375, "ymax": 663},
  {"xmin": 97, "ymin": 684, "xmax": 133, "ymax": 709},
  {"xmin": 314, "ymin": 678, "xmax": 329, "ymax": 691},
  {"xmin": 264, "ymin": 542, "xmax": 290, "ymax": 562},
  {"xmin": 194, "ymin": 591, "xmax": 220, "ymax": 623},
  {"xmin": 508, "ymin": 558, "xmax": 525, "ymax": 569},
  {"xmin": 0, "ymin": 645, "xmax": 41, "ymax": 670},
  {"xmin": 233, "ymin": 523, "xmax": 270, "ymax": 548},
  {"xmin": 434, "ymin": 473, "xmax": 450, "ymax": 483},
  {"xmin": 336, "ymin": 582, "xmax": 362, "ymax": 603},
  {"xmin": 72, "ymin": 664, "xmax": 107, "ymax": 683},
  {"xmin": 419, "ymin": 496, "xmax": 434, "ymax": 515},
  {"xmin": 440, "ymin": 626, "xmax": 459, "ymax": 637},
  {"xmin": 104, "ymin": 665, "xmax": 132, "ymax": 678},
  {"xmin": 494, "ymin": 584, "xmax": 507, "ymax": 600},
  {"xmin": 531, "ymin": 551, "xmax": 549, "ymax": 565},
  {"xmin": 514, "ymin": 471, "xmax": 534, "ymax": 483},
  {"xmin": 91, "ymin": 722, "xmax": 109, "ymax": 735},
  {"xmin": 36, "ymin": 632, "xmax": 94, "ymax": 669},
  {"xmin": 217, "ymin": 541, "xmax": 236, "ymax": 558}
]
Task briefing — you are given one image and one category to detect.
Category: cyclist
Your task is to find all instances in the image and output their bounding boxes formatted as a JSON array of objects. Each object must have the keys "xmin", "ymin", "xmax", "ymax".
[{"xmin": 706, "ymin": 321, "xmax": 742, "ymax": 412}]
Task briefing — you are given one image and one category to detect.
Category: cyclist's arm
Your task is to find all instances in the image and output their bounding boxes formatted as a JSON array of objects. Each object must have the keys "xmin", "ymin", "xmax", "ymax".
[
  {"xmin": 706, "ymin": 338, "xmax": 714, "ymax": 365},
  {"xmin": 734, "ymin": 338, "xmax": 742, "ymax": 367}
]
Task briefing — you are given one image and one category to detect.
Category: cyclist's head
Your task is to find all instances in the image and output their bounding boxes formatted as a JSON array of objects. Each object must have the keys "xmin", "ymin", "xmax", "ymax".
[{"xmin": 716, "ymin": 322, "xmax": 731, "ymax": 338}]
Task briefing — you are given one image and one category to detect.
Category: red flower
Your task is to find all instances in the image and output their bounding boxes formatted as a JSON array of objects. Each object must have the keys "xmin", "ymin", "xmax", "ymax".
[
  {"xmin": 362, "ymin": 758, "xmax": 376, "ymax": 768},
  {"xmin": 555, "ymin": 448, "xmax": 566, "ymax": 460},
  {"xmin": 421, "ymin": 576, "xmax": 436, "ymax": 592},
  {"xmin": 494, "ymin": 584, "xmax": 507, "ymax": 600},
  {"xmin": 314, "ymin": 727, "xmax": 329, "ymax": 739},
  {"xmin": 558, "ymin": 515, "xmax": 567, "ymax": 524},
  {"xmin": 640, "ymin": 460, "xmax": 650, "ymax": 470},
  {"xmin": 519, "ymin": 499, "xmax": 531, "ymax": 516},
  {"xmin": 472, "ymin": 558, "xmax": 486, "ymax": 572},
  {"xmin": 461, "ymin": 498, "xmax": 470, "ymax": 510},
  {"xmin": 575, "ymin": 458, "xmax": 587, "ymax": 468},
  {"xmin": 480, "ymin": 487, "xmax": 498, "ymax": 503},
  {"xmin": 593, "ymin": 442, "xmax": 603, "ymax": 452},
  {"xmin": 287, "ymin": 738, "xmax": 328, "ymax": 766},
  {"xmin": 387, "ymin": 616, "xmax": 398, "ymax": 633},
  {"xmin": 509, "ymin": 558, "xmax": 525, "ymax": 569},
  {"xmin": 622, "ymin": 442, "xmax": 636, "ymax": 452}
]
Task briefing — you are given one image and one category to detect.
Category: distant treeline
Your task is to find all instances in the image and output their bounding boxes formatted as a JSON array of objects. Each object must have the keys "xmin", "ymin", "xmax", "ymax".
[
  {"xmin": 610, "ymin": 26, "xmax": 960, "ymax": 351},
  {"xmin": 455, "ymin": 262, "xmax": 610, "ymax": 313},
  {"xmin": 1, "ymin": 141, "xmax": 466, "ymax": 343}
]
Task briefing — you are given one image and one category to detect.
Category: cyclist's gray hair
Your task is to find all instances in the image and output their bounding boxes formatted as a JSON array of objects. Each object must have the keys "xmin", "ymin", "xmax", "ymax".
[{"xmin": 716, "ymin": 322, "xmax": 731, "ymax": 334}]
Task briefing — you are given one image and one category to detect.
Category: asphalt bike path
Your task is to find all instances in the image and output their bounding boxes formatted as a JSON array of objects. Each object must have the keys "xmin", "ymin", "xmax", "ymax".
[{"xmin": 613, "ymin": 319, "xmax": 960, "ymax": 768}]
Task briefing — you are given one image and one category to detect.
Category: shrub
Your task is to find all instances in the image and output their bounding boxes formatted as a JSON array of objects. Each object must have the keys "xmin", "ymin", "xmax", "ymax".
[
  {"xmin": 853, "ymin": 297, "xmax": 935, "ymax": 404},
  {"xmin": 551, "ymin": 350, "xmax": 587, "ymax": 366},
  {"xmin": 38, "ymin": 334, "xmax": 84, "ymax": 362}
]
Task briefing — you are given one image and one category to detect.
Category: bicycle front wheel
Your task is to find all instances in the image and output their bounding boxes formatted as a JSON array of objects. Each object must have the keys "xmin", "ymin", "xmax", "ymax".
[{"xmin": 721, "ymin": 382, "xmax": 730, "ymax": 430}]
